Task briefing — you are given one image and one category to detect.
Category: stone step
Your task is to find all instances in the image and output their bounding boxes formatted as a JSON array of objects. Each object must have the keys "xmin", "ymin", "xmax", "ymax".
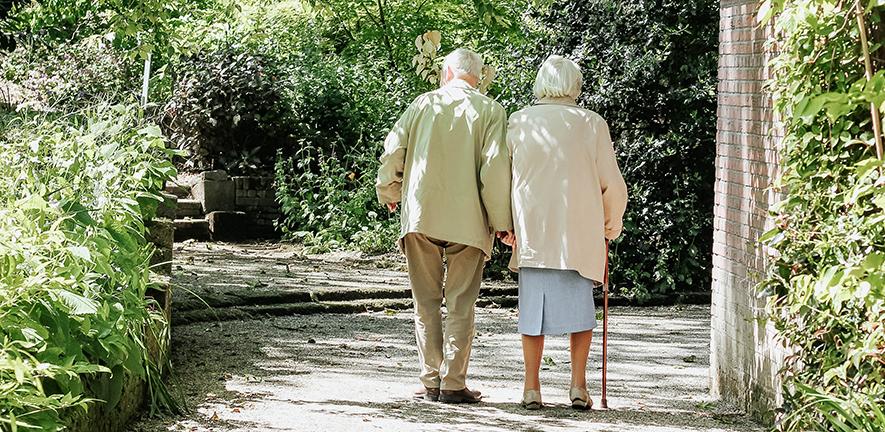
[
  {"xmin": 156, "ymin": 193, "xmax": 179, "ymax": 219},
  {"xmin": 174, "ymin": 218, "xmax": 210, "ymax": 241},
  {"xmin": 173, "ymin": 298, "xmax": 416, "ymax": 325},
  {"xmin": 476, "ymin": 295, "xmax": 518, "ymax": 308},
  {"xmin": 176, "ymin": 199, "xmax": 203, "ymax": 218},
  {"xmin": 170, "ymin": 289, "xmax": 713, "ymax": 325},
  {"xmin": 165, "ymin": 183, "xmax": 192, "ymax": 199},
  {"xmin": 173, "ymin": 285, "xmax": 520, "ymax": 313}
]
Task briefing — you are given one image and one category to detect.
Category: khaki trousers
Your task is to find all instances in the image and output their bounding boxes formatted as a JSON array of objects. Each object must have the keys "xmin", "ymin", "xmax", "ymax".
[{"xmin": 402, "ymin": 233, "xmax": 485, "ymax": 391}]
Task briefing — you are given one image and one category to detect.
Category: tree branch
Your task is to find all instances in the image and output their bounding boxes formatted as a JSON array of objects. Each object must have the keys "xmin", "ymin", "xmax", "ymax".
[
  {"xmin": 854, "ymin": 1, "xmax": 883, "ymax": 163},
  {"xmin": 373, "ymin": 0, "xmax": 398, "ymax": 72}
]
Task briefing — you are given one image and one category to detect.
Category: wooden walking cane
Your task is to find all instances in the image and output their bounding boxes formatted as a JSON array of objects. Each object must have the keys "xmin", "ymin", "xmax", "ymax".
[{"xmin": 601, "ymin": 240, "xmax": 610, "ymax": 409}]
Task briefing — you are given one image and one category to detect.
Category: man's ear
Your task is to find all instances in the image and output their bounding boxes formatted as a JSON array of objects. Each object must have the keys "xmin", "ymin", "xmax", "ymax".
[{"xmin": 442, "ymin": 66, "xmax": 454, "ymax": 85}]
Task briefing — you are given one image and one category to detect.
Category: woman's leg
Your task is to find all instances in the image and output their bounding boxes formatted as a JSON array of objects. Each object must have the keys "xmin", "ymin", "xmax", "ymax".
[
  {"xmin": 569, "ymin": 329, "xmax": 593, "ymax": 389},
  {"xmin": 521, "ymin": 335, "xmax": 545, "ymax": 391}
]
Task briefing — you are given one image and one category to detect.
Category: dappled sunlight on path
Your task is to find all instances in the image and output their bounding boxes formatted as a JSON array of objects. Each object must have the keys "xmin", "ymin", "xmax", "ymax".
[
  {"xmin": 133, "ymin": 308, "xmax": 760, "ymax": 431},
  {"xmin": 129, "ymin": 243, "xmax": 761, "ymax": 432}
]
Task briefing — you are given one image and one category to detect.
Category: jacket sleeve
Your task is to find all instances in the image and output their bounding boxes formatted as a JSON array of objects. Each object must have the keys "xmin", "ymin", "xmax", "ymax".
[
  {"xmin": 376, "ymin": 102, "xmax": 415, "ymax": 204},
  {"xmin": 480, "ymin": 104, "xmax": 513, "ymax": 232},
  {"xmin": 596, "ymin": 119, "xmax": 628, "ymax": 240}
]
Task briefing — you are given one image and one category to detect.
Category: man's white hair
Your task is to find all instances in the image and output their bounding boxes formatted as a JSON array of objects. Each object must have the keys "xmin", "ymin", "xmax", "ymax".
[
  {"xmin": 533, "ymin": 55, "xmax": 583, "ymax": 100},
  {"xmin": 442, "ymin": 48, "xmax": 484, "ymax": 81}
]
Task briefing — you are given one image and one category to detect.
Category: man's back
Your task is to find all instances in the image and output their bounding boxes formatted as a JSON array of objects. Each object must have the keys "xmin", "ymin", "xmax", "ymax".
[{"xmin": 376, "ymin": 79, "xmax": 512, "ymax": 255}]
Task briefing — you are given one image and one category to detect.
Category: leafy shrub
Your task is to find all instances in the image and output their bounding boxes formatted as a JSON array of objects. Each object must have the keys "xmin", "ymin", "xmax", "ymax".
[
  {"xmin": 0, "ymin": 0, "xmax": 103, "ymax": 49},
  {"xmin": 275, "ymin": 144, "xmax": 399, "ymax": 254},
  {"xmin": 2, "ymin": 35, "xmax": 136, "ymax": 110},
  {"xmin": 162, "ymin": 41, "xmax": 295, "ymax": 174},
  {"xmin": 538, "ymin": 0, "xmax": 718, "ymax": 298},
  {"xmin": 0, "ymin": 104, "xmax": 180, "ymax": 430},
  {"xmin": 758, "ymin": 1, "xmax": 885, "ymax": 430},
  {"xmin": 0, "ymin": 0, "xmax": 213, "ymax": 59},
  {"xmin": 262, "ymin": 0, "xmax": 539, "ymax": 258}
]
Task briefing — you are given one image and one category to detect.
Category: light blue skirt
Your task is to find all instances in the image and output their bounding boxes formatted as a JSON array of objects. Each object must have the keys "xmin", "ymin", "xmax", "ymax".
[{"xmin": 518, "ymin": 267, "xmax": 599, "ymax": 336}]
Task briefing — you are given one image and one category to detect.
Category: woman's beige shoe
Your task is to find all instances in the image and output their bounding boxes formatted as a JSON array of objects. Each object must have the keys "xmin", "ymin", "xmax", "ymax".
[
  {"xmin": 570, "ymin": 387, "xmax": 592, "ymax": 410},
  {"xmin": 521, "ymin": 389, "xmax": 543, "ymax": 410}
]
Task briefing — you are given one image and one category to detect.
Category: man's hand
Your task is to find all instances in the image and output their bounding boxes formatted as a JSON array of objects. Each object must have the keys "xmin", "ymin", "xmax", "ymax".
[
  {"xmin": 496, "ymin": 230, "xmax": 516, "ymax": 247},
  {"xmin": 387, "ymin": 202, "xmax": 399, "ymax": 212}
]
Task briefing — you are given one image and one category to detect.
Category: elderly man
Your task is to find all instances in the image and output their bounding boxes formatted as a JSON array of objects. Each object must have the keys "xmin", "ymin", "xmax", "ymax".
[{"xmin": 376, "ymin": 48, "xmax": 512, "ymax": 404}]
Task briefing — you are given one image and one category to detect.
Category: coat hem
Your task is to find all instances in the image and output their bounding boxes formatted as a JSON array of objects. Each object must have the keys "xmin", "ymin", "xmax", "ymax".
[{"xmin": 397, "ymin": 229, "xmax": 492, "ymax": 258}]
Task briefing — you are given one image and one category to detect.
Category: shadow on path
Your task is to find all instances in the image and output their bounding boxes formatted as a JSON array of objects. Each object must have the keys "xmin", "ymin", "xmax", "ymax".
[{"xmin": 130, "ymin": 243, "xmax": 760, "ymax": 432}]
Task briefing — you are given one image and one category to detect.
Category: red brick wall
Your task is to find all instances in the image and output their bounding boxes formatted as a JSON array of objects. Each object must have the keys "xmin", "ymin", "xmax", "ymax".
[{"xmin": 711, "ymin": 0, "xmax": 783, "ymax": 422}]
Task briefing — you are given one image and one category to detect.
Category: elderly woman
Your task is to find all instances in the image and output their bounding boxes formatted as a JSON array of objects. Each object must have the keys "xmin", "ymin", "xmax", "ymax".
[{"xmin": 503, "ymin": 55, "xmax": 628, "ymax": 410}]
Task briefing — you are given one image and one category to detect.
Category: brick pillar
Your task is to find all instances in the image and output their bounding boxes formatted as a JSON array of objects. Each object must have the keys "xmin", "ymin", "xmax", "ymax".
[{"xmin": 711, "ymin": 0, "xmax": 783, "ymax": 422}]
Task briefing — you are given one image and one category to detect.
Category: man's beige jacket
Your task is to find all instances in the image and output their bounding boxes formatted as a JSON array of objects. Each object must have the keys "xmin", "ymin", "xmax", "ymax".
[
  {"xmin": 376, "ymin": 79, "xmax": 513, "ymax": 257},
  {"xmin": 507, "ymin": 97, "xmax": 628, "ymax": 283}
]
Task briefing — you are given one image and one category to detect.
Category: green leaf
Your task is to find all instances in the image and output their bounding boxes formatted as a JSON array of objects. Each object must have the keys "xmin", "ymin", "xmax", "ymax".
[
  {"xmin": 137, "ymin": 125, "xmax": 163, "ymax": 138},
  {"xmin": 861, "ymin": 252, "xmax": 884, "ymax": 272},
  {"xmin": 855, "ymin": 158, "xmax": 882, "ymax": 178},
  {"xmin": 17, "ymin": 194, "xmax": 50, "ymax": 212},
  {"xmin": 758, "ymin": 227, "xmax": 782, "ymax": 244},
  {"xmin": 57, "ymin": 290, "xmax": 99, "ymax": 315},
  {"xmin": 757, "ymin": 0, "xmax": 774, "ymax": 24},
  {"xmin": 67, "ymin": 246, "xmax": 92, "ymax": 263}
]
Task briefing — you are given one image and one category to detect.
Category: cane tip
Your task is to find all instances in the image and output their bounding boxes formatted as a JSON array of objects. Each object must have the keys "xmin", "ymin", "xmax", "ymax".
[{"xmin": 600, "ymin": 399, "xmax": 608, "ymax": 409}]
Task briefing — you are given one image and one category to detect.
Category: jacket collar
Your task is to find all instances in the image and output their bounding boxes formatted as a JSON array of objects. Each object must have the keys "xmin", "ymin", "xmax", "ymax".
[
  {"xmin": 537, "ymin": 96, "xmax": 578, "ymax": 106},
  {"xmin": 445, "ymin": 78, "xmax": 477, "ymax": 90}
]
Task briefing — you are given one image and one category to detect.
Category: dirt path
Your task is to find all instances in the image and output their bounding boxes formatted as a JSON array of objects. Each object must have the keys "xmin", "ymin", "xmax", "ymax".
[{"xmin": 130, "ymin": 243, "xmax": 761, "ymax": 432}]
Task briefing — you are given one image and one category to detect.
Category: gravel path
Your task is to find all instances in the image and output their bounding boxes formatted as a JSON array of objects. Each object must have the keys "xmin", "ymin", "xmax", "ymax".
[{"xmin": 130, "ymin": 307, "xmax": 761, "ymax": 431}]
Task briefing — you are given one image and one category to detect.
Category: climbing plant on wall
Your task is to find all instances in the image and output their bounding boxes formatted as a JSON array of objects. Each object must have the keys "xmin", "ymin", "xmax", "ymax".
[{"xmin": 758, "ymin": 0, "xmax": 885, "ymax": 430}]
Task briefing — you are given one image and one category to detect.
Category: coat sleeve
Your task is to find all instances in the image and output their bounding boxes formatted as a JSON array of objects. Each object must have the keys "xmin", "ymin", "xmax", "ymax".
[
  {"xmin": 596, "ymin": 119, "xmax": 628, "ymax": 240},
  {"xmin": 480, "ymin": 104, "xmax": 513, "ymax": 232},
  {"xmin": 376, "ymin": 102, "xmax": 415, "ymax": 204}
]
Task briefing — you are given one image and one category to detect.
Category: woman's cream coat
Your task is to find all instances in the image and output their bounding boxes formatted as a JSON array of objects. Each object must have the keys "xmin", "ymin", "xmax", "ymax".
[{"xmin": 507, "ymin": 97, "xmax": 628, "ymax": 283}]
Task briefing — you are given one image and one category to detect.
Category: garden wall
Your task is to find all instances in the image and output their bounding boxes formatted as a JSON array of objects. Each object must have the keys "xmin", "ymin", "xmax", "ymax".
[
  {"xmin": 174, "ymin": 170, "xmax": 280, "ymax": 240},
  {"xmin": 710, "ymin": 0, "xmax": 784, "ymax": 422},
  {"xmin": 232, "ymin": 175, "xmax": 281, "ymax": 230}
]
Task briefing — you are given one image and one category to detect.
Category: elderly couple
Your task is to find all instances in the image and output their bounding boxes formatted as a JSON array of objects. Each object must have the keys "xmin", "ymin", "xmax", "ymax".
[{"xmin": 375, "ymin": 48, "xmax": 628, "ymax": 410}]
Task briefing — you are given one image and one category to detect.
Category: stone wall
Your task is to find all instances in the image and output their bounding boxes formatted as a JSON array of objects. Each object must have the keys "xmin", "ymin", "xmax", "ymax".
[
  {"xmin": 710, "ymin": 0, "xmax": 783, "ymax": 422},
  {"xmin": 233, "ymin": 175, "xmax": 281, "ymax": 230},
  {"xmin": 184, "ymin": 171, "xmax": 280, "ymax": 240}
]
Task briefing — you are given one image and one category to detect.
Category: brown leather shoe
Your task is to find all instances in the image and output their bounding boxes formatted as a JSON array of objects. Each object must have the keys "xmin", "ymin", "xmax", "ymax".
[
  {"xmin": 439, "ymin": 388, "xmax": 482, "ymax": 404},
  {"xmin": 413, "ymin": 386, "xmax": 440, "ymax": 402}
]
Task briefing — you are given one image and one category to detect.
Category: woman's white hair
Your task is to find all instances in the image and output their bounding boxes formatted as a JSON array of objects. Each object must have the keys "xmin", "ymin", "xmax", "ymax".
[
  {"xmin": 442, "ymin": 48, "xmax": 484, "ymax": 81},
  {"xmin": 533, "ymin": 55, "xmax": 583, "ymax": 100}
]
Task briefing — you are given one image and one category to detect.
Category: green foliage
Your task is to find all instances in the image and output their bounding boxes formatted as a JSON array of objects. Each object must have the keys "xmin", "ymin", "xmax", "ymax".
[
  {"xmin": 0, "ymin": 0, "xmax": 722, "ymax": 298},
  {"xmin": 274, "ymin": 144, "xmax": 399, "ymax": 254},
  {"xmin": 0, "ymin": 0, "xmax": 212, "ymax": 59},
  {"xmin": 0, "ymin": 104, "xmax": 180, "ymax": 430},
  {"xmin": 758, "ymin": 1, "xmax": 885, "ymax": 430},
  {"xmin": 538, "ymin": 0, "xmax": 718, "ymax": 298},
  {"xmin": 2, "ymin": 35, "xmax": 136, "ymax": 110},
  {"xmin": 162, "ymin": 41, "xmax": 295, "ymax": 173},
  {"xmin": 265, "ymin": 0, "xmax": 539, "ymax": 257}
]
